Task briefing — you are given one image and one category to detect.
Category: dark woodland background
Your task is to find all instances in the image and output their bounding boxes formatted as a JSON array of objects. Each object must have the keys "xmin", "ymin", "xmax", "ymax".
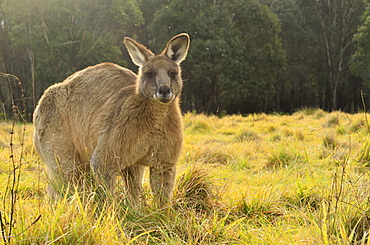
[{"xmin": 1, "ymin": 0, "xmax": 370, "ymax": 120}]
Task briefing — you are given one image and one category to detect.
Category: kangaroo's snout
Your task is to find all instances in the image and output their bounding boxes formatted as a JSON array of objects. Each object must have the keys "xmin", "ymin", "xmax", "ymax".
[{"xmin": 156, "ymin": 85, "xmax": 173, "ymax": 103}]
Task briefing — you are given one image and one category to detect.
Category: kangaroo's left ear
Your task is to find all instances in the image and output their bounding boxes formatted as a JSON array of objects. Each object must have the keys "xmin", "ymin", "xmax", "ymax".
[
  {"xmin": 163, "ymin": 33, "xmax": 190, "ymax": 64},
  {"xmin": 124, "ymin": 37, "xmax": 154, "ymax": 66}
]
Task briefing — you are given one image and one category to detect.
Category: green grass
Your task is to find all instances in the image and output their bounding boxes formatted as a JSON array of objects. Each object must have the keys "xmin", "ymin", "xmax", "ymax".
[{"xmin": 1, "ymin": 110, "xmax": 370, "ymax": 244}]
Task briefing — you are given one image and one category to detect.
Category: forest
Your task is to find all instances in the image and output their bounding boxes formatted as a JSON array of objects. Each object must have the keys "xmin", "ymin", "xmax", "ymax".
[{"xmin": 1, "ymin": 0, "xmax": 370, "ymax": 118}]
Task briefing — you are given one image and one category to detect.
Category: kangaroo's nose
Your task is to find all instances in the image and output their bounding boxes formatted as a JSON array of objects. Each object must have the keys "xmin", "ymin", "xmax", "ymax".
[
  {"xmin": 156, "ymin": 85, "xmax": 173, "ymax": 103},
  {"xmin": 158, "ymin": 85, "xmax": 171, "ymax": 97}
]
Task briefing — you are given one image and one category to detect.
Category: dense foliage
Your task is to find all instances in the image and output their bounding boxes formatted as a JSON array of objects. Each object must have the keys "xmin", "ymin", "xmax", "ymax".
[{"xmin": 1, "ymin": 0, "xmax": 370, "ymax": 117}]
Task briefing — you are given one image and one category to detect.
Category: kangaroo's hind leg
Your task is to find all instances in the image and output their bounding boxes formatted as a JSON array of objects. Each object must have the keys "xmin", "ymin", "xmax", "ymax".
[{"xmin": 34, "ymin": 124, "xmax": 89, "ymax": 198}]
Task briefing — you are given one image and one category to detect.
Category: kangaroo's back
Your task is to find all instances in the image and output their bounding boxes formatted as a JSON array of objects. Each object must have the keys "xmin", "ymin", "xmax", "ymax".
[
  {"xmin": 34, "ymin": 62, "xmax": 137, "ymax": 161},
  {"xmin": 63, "ymin": 62, "xmax": 137, "ymax": 156},
  {"xmin": 64, "ymin": 62, "xmax": 136, "ymax": 120}
]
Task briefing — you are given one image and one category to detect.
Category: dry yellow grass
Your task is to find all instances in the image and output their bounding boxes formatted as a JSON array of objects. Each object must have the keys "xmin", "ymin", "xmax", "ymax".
[{"xmin": 1, "ymin": 109, "xmax": 370, "ymax": 244}]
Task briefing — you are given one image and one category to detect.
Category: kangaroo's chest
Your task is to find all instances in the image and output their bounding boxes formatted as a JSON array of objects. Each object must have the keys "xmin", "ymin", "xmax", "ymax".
[{"xmin": 138, "ymin": 128, "xmax": 170, "ymax": 166}]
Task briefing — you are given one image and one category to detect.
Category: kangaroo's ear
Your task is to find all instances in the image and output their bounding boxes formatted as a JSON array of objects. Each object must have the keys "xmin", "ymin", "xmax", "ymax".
[
  {"xmin": 163, "ymin": 33, "xmax": 190, "ymax": 64},
  {"xmin": 124, "ymin": 37, "xmax": 154, "ymax": 66}
]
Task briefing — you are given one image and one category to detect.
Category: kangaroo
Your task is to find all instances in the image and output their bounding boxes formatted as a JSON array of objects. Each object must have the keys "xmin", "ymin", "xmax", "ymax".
[{"xmin": 33, "ymin": 33, "xmax": 190, "ymax": 205}]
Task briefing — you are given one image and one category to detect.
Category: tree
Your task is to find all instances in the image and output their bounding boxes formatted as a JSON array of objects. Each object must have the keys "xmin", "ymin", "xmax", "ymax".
[
  {"xmin": 150, "ymin": 0, "xmax": 286, "ymax": 114},
  {"xmin": 267, "ymin": 0, "xmax": 365, "ymax": 112},
  {"xmin": 1, "ymin": 0, "xmax": 366, "ymax": 115},
  {"xmin": 308, "ymin": 0, "xmax": 364, "ymax": 111},
  {"xmin": 351, "ymin": 1, "xmax": 370, "ymax": 83},
  {"xmin": 264, "ymin": 0, "xmax": 321, "ymax": 112},
  {"xmin": 0, "ymin": 0, "xmax": 144, "ymax": 119}
]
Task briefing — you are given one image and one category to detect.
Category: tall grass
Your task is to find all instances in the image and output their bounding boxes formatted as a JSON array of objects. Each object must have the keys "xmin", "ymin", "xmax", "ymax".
[{"xmin": 1, "ymin": 110, "xmax": 370, "ymax": 243}]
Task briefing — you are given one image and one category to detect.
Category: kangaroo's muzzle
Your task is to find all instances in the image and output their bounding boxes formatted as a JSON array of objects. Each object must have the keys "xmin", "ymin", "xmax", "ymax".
[{"xmin": 156, "ymin": 85, "xmax": 173, "ymax": 103}]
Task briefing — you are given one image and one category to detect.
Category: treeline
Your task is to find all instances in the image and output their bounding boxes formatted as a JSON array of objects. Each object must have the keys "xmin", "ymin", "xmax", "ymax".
[{"xmin": 1, "ymin": 0, "xmax": 370, "ymax": 118}]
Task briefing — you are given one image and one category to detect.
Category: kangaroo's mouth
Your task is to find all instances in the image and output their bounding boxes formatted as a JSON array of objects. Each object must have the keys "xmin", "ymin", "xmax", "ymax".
[
  {"xmin": 155, "ymin": 91, "xmax": 174, "ymax": 103},
  {"xmin": 160, "ymin": 99, "xmax": 171, "ymax": 103},
  {"xmin": 158, "ymin": 96, "xmax": 173, "ymax": 103}
]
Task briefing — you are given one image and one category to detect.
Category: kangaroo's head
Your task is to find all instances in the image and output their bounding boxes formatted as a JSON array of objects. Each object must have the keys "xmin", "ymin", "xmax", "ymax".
[{"xmin": 124, "ymin": 33, "xmax": 190, "ymax": 103}]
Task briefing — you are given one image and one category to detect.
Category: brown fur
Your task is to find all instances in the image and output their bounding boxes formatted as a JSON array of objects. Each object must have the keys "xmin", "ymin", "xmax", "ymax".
[{"xmin": 33, "ymin": 34, "xmax": 190, "ymax": 205}]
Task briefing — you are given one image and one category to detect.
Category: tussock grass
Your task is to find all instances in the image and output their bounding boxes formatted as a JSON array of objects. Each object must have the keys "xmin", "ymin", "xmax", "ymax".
[
  {"xmin": 235, "ymin": 129, "xmax": 261, "ymax": 142},
  {"xmin": 265, "ymin": 146, "xmax": 306, "ymax": 169},
  {"xmin": 294, "ymin": 107, "xmax": 319, "ymax": 116},
  {"xmin": 174, "ymin": 164, "xmax": 215, "ymax": 212},
  {"xmin": 324, "ymin": 111, "xmax": 342, "ymax": 127},
  {"xmin": 183, "ymin": 113, "xmax": 215, "ymax": 133},
  {"xmin": 2, "ymin": 111, "xmax": 370, "ymax": 243},
  {"xmin": 358, "ymin": 140, "xmax": 370, "ymax": 167},
  {"xmin": 323, "ymin": 132, "xmax": 338, "ymax": 149}
]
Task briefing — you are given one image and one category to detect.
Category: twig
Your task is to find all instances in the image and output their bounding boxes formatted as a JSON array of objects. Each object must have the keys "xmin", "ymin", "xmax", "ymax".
[
  {"xmin": 360, "ymin": 90, "xmax": 370, "ymax": 134},
  {"xmin": 0, "ymin": 73, "xmax": 40, "ymax": 244}
]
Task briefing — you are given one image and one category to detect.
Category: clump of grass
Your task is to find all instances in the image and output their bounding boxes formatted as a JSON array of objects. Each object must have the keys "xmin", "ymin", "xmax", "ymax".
[
  {"xmin": 183, "ymin": 113, "xmax": 214, "ymax": 133},
  {"xmin": 323, "ymin": 133, "xmax": 338, "ymax": 149},
  {"xmin": 281, "ymin": 127, "xmax": 294, "ymax": 137},
  {"xmin": 235, "ymin": 130, "xmax": 261, "ymax": 142},
  {"xmin": 324, "ymin": 112, "xmax": 341, "ymax": 127},
  {"xmin": 349, "ymin": 118, "xmax": 366, "ymax": 133},
  {"xmin": 221, "ymin": 131, "xmax": 234, "ymax": 136},
  {"xmin": 294, "ymin": 129, "xmax": 305, "ymax": 141},
  {"xmin": 234, "ymin": 199, "xmax": 284, "ymax": 225},
  {"xmin": 315, "ymin": 154, "xmax": 370, "ymax": 244},
  {"xmin": 314, "ymin": 109, "xmax": 326, "ymax": 119},
  {"xmin": 188, "ymin": 120, "xmax": 212, "ymax": 133},
  {"xmin": 342, "ymin": 211, "xmax": 370, "ymax": 243},
  {"xmin": 265, "ymin": 147, "xmax": 304, "ymax": 169},
  {"xmin": 184, "ymin": 142, "xmax": 234, "ymax": 165},
  {"xmin": 265, "ymin": 150, "xmax": 292, "ymax": 169},
  {"xmin": 296, "ymin": 114, "xmax": 304, "ymax": 120},
  {"xmin": 318, "ymin": 189, "xmax": 370, "ymax": 243},
  {"xmin": 357, "ymin": 141, "xmax": 370, "ymax": 166},
  {"xmin": 271, "ymin": 134, "xmax": 281, "ymax": 142},
  {"xmin": 174, "ymin": 165, "xmax": 215, "ymax": 212},
  {"xmin": 266, "ymin": 125, "xmax": 277, "ymax": 133},
  {"xmin": 282, "ymin": 188, "xmax": 322, "ymax": 211},
  {"xmin": 295, "ymin": 107, "xmax": 318, "ymax": 116},
  {"xmin": 236, "ymin": 199, "xmax": 271, "ymax": 218},
  {"xmin": 252, "ymin": 113, "xmax": 268, "ymax": 122},
  {"xmin": 336, "ymin": 125, "xmax": 347, "ymax": 135}
]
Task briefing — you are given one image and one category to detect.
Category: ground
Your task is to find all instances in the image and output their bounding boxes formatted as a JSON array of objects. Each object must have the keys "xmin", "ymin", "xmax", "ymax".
[{"xmin": 0, "ymin": 109, "xmax": 370, "ymax": 244}]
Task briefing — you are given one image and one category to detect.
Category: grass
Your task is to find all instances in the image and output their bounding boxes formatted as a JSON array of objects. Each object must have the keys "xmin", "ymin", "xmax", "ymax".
[{"xmin": 1, "ymin": 109, "xmax": 370, "ymax": 244}]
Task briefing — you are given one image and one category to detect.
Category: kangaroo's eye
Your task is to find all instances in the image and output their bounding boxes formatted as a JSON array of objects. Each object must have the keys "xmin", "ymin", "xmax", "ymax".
[
  {"xmin": 145, "ymin": 72, "xmax": 154, "ymax": 79},
  {"xmin": 169, "ymin": 72, "xmax": 177, "ymax": 80}
]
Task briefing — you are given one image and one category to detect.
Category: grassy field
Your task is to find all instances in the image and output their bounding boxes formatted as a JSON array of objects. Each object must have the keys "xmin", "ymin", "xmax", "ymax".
[{"xmin": 1, "ymin": 109, "xmax": 370, "ymax": 244}]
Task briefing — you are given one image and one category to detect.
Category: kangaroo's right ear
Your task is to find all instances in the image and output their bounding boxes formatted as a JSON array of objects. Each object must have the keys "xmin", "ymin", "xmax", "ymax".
[
  {"xmin": 163, "ymin": 33, "xmax": 190, "ymax": 64},
  {"xmin": 124, "ymin": 37, "xmax": 154, "ymax": 66}
]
